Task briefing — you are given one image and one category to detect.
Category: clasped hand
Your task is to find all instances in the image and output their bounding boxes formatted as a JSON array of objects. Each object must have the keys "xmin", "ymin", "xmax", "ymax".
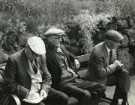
[{"xmin": 114, "ymin": 60, "xmax": 124, "ymax": 68}]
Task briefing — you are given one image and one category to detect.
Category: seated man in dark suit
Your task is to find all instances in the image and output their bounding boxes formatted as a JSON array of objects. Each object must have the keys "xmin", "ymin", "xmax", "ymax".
[
  {"xmin": 86, "ymin": 30, "xmax": 130, "ymax": 105},
  {"xmin": 44, "ymin": 27, "xmax": 104, "ymax": 105}
]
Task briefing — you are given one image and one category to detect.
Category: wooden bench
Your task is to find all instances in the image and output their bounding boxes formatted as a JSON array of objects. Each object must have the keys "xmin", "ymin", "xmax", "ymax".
[
  {"xmin": 76, "ymin": 53, "xmax": 90, "ymax": 69},
  {"xmin": 75, "ymin": 54, "xmax": 90, "ymax": 78}
]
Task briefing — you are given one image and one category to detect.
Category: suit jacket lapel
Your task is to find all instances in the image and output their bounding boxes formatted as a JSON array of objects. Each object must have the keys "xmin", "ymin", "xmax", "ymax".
[
  {"xmin": 21, "ymin": 50, "xmax": 32, "ymax": 77},
  {"xmin": 103, "ymin": 42, "xmax": 109, "ymax": 65},
  {"xmin": 102, "ymin": 43, "xmax": 117, "ymax": 65}
]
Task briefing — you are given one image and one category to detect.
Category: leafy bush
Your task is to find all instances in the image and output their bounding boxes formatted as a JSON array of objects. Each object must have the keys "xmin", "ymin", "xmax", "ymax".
[
  {"xmin": 74, "ymin": 12, "xmax": 112, "ymax": 53},
  {"xmin": 0, "ymin": 0, "xmax": 78, "ymax": 54}
]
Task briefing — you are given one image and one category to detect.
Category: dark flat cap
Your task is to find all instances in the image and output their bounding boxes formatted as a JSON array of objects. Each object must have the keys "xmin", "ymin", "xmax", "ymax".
[{"xmin": 105, "ymin": 30, "xmax": 124, "ymax": 42}]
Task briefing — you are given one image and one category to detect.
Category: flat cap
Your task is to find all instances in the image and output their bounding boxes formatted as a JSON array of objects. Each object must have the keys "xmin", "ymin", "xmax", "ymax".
[
  {"xmin": 105, "ymin": 30, "xmax": 124, "ymax": 42},
  {"xmin": 27, "ymin": 36, "xmax": 46, "ymax": 55},
  {"xmin": 44, "ymin": 27, "xmax": 65, "ymax": 36}
]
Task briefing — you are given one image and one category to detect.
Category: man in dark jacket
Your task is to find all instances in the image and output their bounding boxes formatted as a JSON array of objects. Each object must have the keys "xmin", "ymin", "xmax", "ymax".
[
  {"xmin": 44, "ymin": 27, "xmax": 104, "ymax": 105},
  {"xmin": 87, "ymin": 30, "xmax": 130, "ymax": 105},
  {"xmin": 4, "ymin": 36, "xmax": 52, "ymax": 105}
]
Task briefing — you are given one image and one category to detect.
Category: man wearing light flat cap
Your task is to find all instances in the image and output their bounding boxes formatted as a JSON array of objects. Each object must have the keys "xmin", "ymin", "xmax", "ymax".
[
  {"xmin": 4, "ymin": 36, "xmax": 52, "ymax": 105},
  {"xmin": 87, "ymin": 30, "xmax": 130, "ymax": 105}
]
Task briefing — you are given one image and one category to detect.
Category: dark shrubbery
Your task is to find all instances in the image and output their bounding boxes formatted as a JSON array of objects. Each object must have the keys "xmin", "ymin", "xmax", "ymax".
[
  {"xmin": 0, "ymin": 0, "xmax": 78, "ymax": 54},
  {"xmin": 64, "ymin": 21, "xmax": 84, "ymax": 55}
]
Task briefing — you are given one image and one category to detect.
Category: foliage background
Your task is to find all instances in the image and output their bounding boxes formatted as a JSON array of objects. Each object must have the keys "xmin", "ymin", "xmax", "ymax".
[{"xmin": 0, "ymin": 0, "xmax": 135, "ymax": 74}]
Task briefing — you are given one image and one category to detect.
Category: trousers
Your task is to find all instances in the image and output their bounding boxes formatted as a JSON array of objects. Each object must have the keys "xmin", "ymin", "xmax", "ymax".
[
  {"xmin": 107, "ymin": 70, "xmax": 130, "ymax": 105},
  {"xmin": 59, "ymin": 78, "xmax": 105, "ymax": 105},
  {"xmin": 46, "ymin": 88, "xmax": 78, "ymax": 105}
]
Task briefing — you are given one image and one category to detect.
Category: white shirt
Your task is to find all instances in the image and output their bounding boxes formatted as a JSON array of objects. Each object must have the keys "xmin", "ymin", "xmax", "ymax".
[{"xmin": 23, "ymin": 59, "xmax": 47, "ymax": 104}]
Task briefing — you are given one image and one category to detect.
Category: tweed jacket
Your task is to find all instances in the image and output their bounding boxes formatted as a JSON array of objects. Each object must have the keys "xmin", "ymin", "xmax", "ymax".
[
  {"xmin": 86, "ymin": 42, "xmax": 117, "ymax": 84},
  {"xmin": 4, "ymin": 49, "xmax": 52, "ymax": 99},
  {"xmin": 46, "ymin": 47, "xmax": 77, "ymax": 88}
]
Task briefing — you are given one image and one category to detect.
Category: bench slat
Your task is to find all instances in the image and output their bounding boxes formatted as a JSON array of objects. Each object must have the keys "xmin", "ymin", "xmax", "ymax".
[{"xmin": 76, "ymin": 54, "xmax": 90, "ymax": 63}]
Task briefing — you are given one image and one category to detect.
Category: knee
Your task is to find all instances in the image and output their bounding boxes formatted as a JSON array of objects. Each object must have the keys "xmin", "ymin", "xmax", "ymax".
[
  {"xmin": 51, "ymin": 90, "xmax": 79, "ymax": 105},
  {"xmin": 53, "ymin": 88, "xmax": 69, "ymax": 100},
  {"xmin": 39, "ymin": 102, "xmax": 45, "ymax": 105},
  {"xmin": 57, "ymin": 91, "xmax": 69, "ymax": 101},
  {"xmin": 47, "ymin": 88, "xmax": 69, "ymax": 104},
  {"xmin": 68, "ymin": 97, "xmax": 78, "ymax": 105},
  {"xmin": 82, "ymin": 90, "xmax": 92, "ymax": 99},
  {"xmin": 54, "ymin": 91, "xmax": 79, "ymax": 105}
]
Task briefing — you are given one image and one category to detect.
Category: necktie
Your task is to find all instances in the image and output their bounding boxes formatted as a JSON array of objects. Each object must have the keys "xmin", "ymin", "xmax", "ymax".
[
  {"xmin": 109, "ymin": 49, "xmax": 113, "ymax": 64},
  {"xmin": 32, "ymin": 59, "xmax": 38, "ymax": 73}
]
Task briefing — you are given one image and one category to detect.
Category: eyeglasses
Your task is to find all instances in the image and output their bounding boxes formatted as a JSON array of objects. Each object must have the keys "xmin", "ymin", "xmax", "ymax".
[{"xmin": 50, "ymin": 36, "xmax": 62, "ymax": 40}]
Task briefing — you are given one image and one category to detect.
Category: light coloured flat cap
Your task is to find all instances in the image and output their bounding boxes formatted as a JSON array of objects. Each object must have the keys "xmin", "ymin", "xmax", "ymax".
[
  {"xmin": 27, "ymin": 36, "xmax": 46, "ymax": 55},
  {"xmin": 44, "ymin": 27, "xmax": 65, "ymax": 36}
]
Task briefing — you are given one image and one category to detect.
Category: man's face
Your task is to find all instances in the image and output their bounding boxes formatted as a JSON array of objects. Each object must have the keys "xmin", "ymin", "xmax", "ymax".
[
  {"xmin": 47, "ymin": 35, "xmax": 62, "ymax": 47},
  {"xmin": 31, "ymin": 50, "xmax": 40, "ymax": 60},
  {"xmin": 107, "ymin": 40, "xmax": 121, "ymax": 49},
  {"xmin": 26, "ymin": 46, "xmax": 40, "ymax": 61}
]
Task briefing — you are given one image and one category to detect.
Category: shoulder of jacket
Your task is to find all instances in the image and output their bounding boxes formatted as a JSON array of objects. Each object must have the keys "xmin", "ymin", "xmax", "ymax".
[
  {"xmin": 94, "ymin": 42, "xmax": 104, "ymax": 49},
  {"xmin": 9, "ymin": 49, "xmax": 24, "ymax": 60},
  {"xmin": 93, "ymin": 42, "xmax": 104, "ymax": 53}
]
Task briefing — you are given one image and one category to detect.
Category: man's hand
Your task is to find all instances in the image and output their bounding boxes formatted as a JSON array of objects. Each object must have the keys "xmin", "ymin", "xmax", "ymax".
[
  {"xmin": 109, "ymin": 60, "xmax": 124, "ymax": 72},
  {"xmin": 83, "ymin": 90, "xmax": 91, "ymax": 98},
  {"xmin": 114, "ymin": 60, "xmax": 123, "ymax": 68},
  {"xmin": 40, "ymin": 89, "xmax": 47, "ymax": 98}
]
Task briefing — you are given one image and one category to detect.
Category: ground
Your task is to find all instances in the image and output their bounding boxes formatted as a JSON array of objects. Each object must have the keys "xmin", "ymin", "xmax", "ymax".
[
  {"xmin": 105, "ymin": 76, "xmax": 135, "ymax": 105},
  {"xmin": 128, "ymin": 76, "xmax": 135, "ymax": 105}
]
